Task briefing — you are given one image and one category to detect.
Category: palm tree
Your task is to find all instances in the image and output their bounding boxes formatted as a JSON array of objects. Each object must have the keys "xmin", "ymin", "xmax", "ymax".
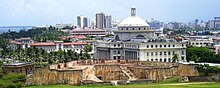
[{"xmin": 172, "ymin": 54, "xmax": 179, "ymax": 62}]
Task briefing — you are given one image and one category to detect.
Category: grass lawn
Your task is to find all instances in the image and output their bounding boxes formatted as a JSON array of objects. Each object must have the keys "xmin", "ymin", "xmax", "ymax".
[
  {"xmin": 26, "ymin": 82, "xmax": 220, "ymax": 88},
  {"xmin": 26, "ymin": 77, "xmax": 220, "ymax": 88}
]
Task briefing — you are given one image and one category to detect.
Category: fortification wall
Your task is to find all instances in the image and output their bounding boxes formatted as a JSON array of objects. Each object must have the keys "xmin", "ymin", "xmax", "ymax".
[
  {"xmin": 26, "ymin": 68, "xmax": 82, "ymax": 86},
  {"xmin": 94, "ymin": 64, "xmax": 129, "ymax": 81},
  {"xmin": 128, "ymin": 64, "xmax": 198, "ymax": 82}
]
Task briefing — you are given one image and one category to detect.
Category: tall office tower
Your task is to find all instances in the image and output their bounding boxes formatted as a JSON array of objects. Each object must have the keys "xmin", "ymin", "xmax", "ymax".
[
  {"xmin": 104, "ymin": 15, "xmax": 112, "ymax": 28},
  {"xmin": 77, "ymin": 15, "xmax": 88, "ymax": 28},
  {"xmin": 96, "ymin": 13, "xmax": 105, "ymax": 29}
]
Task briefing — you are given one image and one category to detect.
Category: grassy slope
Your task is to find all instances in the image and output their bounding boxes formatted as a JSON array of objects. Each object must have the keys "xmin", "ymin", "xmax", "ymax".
[
  {"xmin": 26, "ymin": 83, "xmax": 220, "ymax": 88},
  {"xmin": 26, "ymin": 77, "xmax": 220, "ymax": 88}
]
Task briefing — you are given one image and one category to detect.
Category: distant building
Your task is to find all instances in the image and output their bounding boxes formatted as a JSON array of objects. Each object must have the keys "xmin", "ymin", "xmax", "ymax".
[
  {"xmin": 96, "ymin": 13, "xmax": 105, "ymax": 29},
  {"xmin": 208, "ymin": 17, "xmax": 220, "ymax": 29},
  {"xmin": 2, "ymin": 62, "xmax": 34, "ymax": 75},
  {"xmin": 104, "ymin": 15, "xmax": 112, "ymax": 28},
  {"xmin": 77, "ymin": 16, "xmax": 88, "ymax": 28},
  {"xmin": 166, "ymin": 22, "xmax": 180, "ymax": 30},
  {"xmin": 8, "ymin": 39, "xmax": 87, "ymax": 53},
  {"xmin": 56, "ymin": 23, "xmax": 74, "ymax": 29},
  {"xmin": 71, "ymin": 29, "xmax": 106, "ymax": 37},
  {"xmin": 147, "ymin": 18, "xmax": 163, "ymax": 29}
]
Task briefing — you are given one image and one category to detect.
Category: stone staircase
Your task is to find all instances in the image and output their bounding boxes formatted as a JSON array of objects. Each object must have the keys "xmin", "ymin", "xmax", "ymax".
[
  {"xmin": 82, "ymin": 65, "xmax": 103, "ymax": 82},
  {"xmin": 120, "ymin": 66, "xmax": 137, "ymax": 80}
]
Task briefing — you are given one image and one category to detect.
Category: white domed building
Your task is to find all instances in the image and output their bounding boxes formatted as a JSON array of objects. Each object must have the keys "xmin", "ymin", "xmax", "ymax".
[
  {"xmin": 114, "ymin": 6, "xmax": 155, "ymax": 41},
  {"xmin": 95, "ymin": 6, "xmax": 187, "ymax": 62}
]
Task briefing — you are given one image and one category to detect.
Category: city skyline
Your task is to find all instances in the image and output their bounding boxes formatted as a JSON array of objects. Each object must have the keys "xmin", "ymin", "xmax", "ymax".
[{"xmin": 0, "ymin": 0, "xmax": 220, "ymax": 26}]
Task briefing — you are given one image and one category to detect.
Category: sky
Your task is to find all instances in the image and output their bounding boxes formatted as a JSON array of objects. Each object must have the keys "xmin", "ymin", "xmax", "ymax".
[{"xmin": 0, "ymin": 0, "xmax": 220, "ymax": 26}]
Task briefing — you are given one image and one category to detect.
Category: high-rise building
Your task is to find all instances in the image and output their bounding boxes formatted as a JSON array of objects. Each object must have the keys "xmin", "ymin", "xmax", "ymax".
[
  {"xmin": 77, "ymin": 16, "xmax": 88, "ymax": 28},
  {"xmin": 96, "ymin": 13, "xmax": 105, "ymax": 29},
  {"xmin": 208, "ymin": 17, "xmax": 220, "ymax": 29},
  {"xmin": 194, "ymin": 19, "xmax": 199, "ymax": 28},
  {"xmin": 104, "ymin": 15, "xmax": 112, "ymax": 28}
]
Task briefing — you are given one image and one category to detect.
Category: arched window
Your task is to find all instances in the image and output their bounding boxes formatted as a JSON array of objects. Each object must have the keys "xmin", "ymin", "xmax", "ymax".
[
  {"xmin": 168, "ymin": 58, "xmax": 171, "ymax": 62},
  {"xmin": 164, "ymin": 58, "xmax": 167, "ymax": 62}
]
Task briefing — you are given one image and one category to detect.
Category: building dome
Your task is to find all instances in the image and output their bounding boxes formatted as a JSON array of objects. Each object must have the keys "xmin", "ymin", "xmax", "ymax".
[{"xmin": 118, "ymin": 16, "xmax": 149, "ymax": 27}]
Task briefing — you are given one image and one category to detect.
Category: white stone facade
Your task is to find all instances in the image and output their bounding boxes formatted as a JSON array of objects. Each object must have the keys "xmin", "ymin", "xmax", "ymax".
[{"xmin": 95, "ymin": 41, "xmax": 186, "ymax": 62}]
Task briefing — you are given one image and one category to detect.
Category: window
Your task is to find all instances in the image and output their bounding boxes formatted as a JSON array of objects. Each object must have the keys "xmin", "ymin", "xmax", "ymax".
[
  {"xmin": 146, "ymin": 52, "xmax": 149, "ymax": 56},
  {"xmin": 114, "ymin": 44, "xmax": 116, "ymax": 47},
  {"xmin": 151, "ymin": 59, "xmax": 154, "ymax": 61},
  {"xmin": 118, "ymin": 44, "xmax": 120, "ymax": 47},
  {"xmin": 160, "ymin": 45, "xmax": 162, "ymax": 48},
  {"xmin": 147, "ymin": 45, "xmax": 149, "ymax": 48},
  {"xmin": 160, "ymin": 52, "xmax": 162, "ymax": 55},
  {"xmin": 160, "ymin": 58, "xmax": 162, "ymax": 62},
  {"xmin": 114, "ymin": 51, "xmax": 116, "ymax": 54},
  {"xmin": 118, "ymin": 51, "xmax": 120, "ymax": 54},
  {"xmin": 118, "ymin": 56, "xmax": 121, "ymax": 59},
  {"xmin": 182, "ymin": 51, "xmax": 184, "ymax": 55},
  {"xmin": 151, "ymin": 52, "xmax": 154, "ymax": 56},
  {"xmin": 164, "ymin": 51, "xmax": 166, "ymax": 55},
  {"xmin": 164, "ymin": 58, "xmax": 167, "ymax": 62},
  {"xmin": 114, "ymin": 56, "xmax": 117, "ymax": 60},
  {"xmin": 168, "ymin": 44, "xmax": 171, "ymax": 47},
  {"xmin": 155, "ymin": 52, "xmax": 158, "ymax": 55},
  {"xmin": 155, "ymin": 45, "xmax": 158, "ymax": 48},
  {"xmin": 173, "ymin": 51, "xmax": 175, "ymax": 55},
  {"xmin": 151, "ymin": 45, "xmax": 153, "ymax": 48},
  {"xmin": 182, "ymin": 44, "xmax": 184, "ymax": 47},
  {"xmin": 173, "ymin": 44, "xmax": 175, "ymax": 47},
  {"xmin": 181, "ymin": 56, "xmax": 184, "ymax": 60},
  {"xmin": 164, "ymin": 45, "xmax": 166, "ymax": 48},
  {"xmin": 168, "ymin": 58, "xmax": 171, "ymax": 62},
  {"xmin": 168, "ymin": 51, "xmax": 171, "ymax": 55}
]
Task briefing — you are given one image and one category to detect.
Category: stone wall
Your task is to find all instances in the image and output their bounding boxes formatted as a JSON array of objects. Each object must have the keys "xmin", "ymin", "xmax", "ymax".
[
  {"xmin": 189, "ymin": 73, "xmax": 220, "ymax": 82},
  {"xmin": 26, "ymin": 68, "xmax": 82, "ymax": 86},
  {"xmin": 26, "ymin": 60, "xmax": 199, "ymax": 85},
  {"xmin": 127, "ymin": 64, "xmax": 198, "ymax": 82},
  {"xmin": 94, "ymin": 64, "xmax": 129, "ymax": 81}
]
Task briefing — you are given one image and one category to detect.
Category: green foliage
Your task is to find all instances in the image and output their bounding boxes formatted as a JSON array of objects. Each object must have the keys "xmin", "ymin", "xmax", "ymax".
[
  {"xmin": 196, "ymin": 64, "xmax": 220, "ymax": 76},
  {"xmin": 159, "ymin": 77, "xmax": 181, "ymax": 84},
  {"xmin": 105, "ymin": 34, "xmax": 113, "ymax": 37},
  {"xmin": 0, "ymin": 60, "xmax": 3, "ymax": 67},
  {"xmin": 0, "ymin": 26, "xmax": 68, "ymax": 42},
  {"xmin": 2, "ymin": 47, "xmax": 91, "ymax": 67},
  {"xmin": 26, "ymin": 82, "xmax": 220, "ymax": 88},
  {"xmin": 83, "ymin": 45, "xmax": 93, "ymax": 52},
  {"xmin": 84, "ymin": 35, "xmax": 94, "ymax": 40},
  {"xmin": 0, "ymin": 73, "xmax": 25, "ymax": 88},
  {"xmin": 186, "ymin": 46, "xmax": 218, "ymax": 63},
  {"xmin": 172, "ymin": 54, "xmax": 179, "ymax": 62},
  {"xmin": 0, "ymin": 36, "xmax": 8, "ymax": 49}
]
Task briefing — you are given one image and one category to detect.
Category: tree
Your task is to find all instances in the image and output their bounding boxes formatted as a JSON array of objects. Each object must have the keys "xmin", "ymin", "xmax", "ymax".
[
  {"xmin": 186, "ymin": 46, "xmax": 217, "ymax": 63},
  {"xmin": 172, "ymin": 54, "xmax": 179, "ymax": 62},
  {"xmin": 83, "ymin": 45, "xmax": 93, "ymax": 52}
]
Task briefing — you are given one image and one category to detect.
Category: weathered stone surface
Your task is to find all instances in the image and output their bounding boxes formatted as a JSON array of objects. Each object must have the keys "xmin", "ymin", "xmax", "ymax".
[{"xmin": 26, "ymin": 60, "xmax": 199, "ymax": 86}]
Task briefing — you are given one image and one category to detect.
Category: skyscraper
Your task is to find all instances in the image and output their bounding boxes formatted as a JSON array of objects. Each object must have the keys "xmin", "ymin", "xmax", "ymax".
[
  {"xmin": 104, "ymin": 15, "xmax": 112, "ymax": 28},
  {"xmin": 96, "ymin": 13, "xmax": 105, "ymax": 29},
  {"xmin": 77, "ymin": 16, "xmax": 88, "ymax": 28}
]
